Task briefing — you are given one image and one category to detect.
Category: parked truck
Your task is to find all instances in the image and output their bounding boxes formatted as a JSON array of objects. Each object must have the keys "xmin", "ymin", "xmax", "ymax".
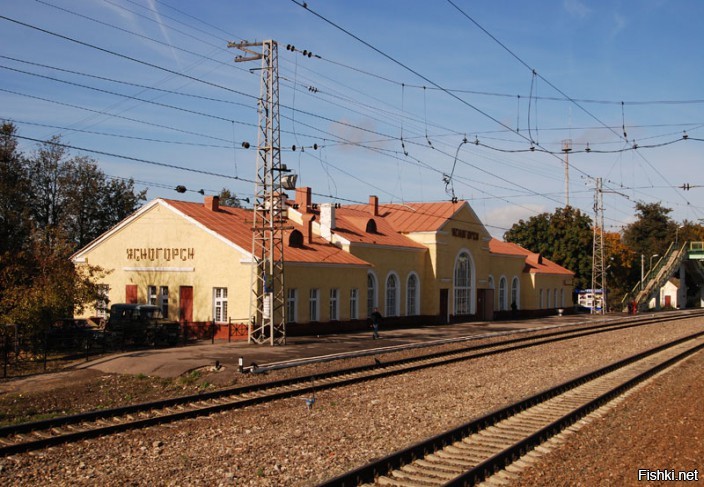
[{"xmin": 105, "ymin": 304, "xmax": 180, "ymax": 347}]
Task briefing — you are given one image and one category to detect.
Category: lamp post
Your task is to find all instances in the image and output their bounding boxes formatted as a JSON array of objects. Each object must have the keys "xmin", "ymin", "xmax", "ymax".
[{"xmin": 649, "ymin": 254, "xmax": 659, "ymax": 275}]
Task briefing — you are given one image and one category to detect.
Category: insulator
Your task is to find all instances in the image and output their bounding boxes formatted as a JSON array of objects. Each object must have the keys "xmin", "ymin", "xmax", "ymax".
[
  {"xmin": 313, "ymin": 143, "xmax": 318, "ymax": 150},
  {"xmin": 242, "ymin": 141, "xmax": 250, "ymax": 149},
  {"xmin": 175, "ymin": 185, "xmax": 187, "ymax": 193},
  {"xmin": 302, "ymin": 50, "xmax": 308, "ymax": 56},
  {"xmin": 291, "ymin": 145, "xmax": 296, "ymax": 151}
]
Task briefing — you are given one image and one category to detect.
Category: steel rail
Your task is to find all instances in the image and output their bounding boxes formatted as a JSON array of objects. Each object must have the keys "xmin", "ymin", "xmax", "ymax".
[
  {"xmin": 0, "ymin": 312, "xmax": 700, "ymax": 457},
  {"xmin": 318, "ymin": 330, "xmax": 704, "ymax": 486}
]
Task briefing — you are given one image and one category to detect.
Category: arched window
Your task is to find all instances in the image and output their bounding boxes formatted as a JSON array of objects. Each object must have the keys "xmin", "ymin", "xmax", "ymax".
[
  {"xmin": 561, "ymin": 288, "xmax": 565, "ymax": 307},
  {"xmin": 366, "ymin": 219, "xmax": 377, "ymax": 233},
  {"xmin": 554, "ymin": 289, "xmax": 558, "ymax": 309},
  {"xmin": 539, "ymin": 289, "xmax": 544, "ymax": 309},
  {"xmin": 407, "ymin": 273, "xmax": 419, "ymax": 315},
  {"xmin": 511, "ymin": 276, "xmax": 520, "ymax": 309},
  {"xmin": 498, "ymin": 276, "xmax": 507, "ymax": 311},
  {"xmin": 546, "ymin": 288, "xmax": 551, "ymax": 308},
  {"xmin": 367, "ymin": 272, "xmax": 377, "ymax": 317},
  {"xmin": 454, "ymin": 252, "xmax": 473, "ymax": 315},
  {"xmin": 386, "ymin": 273, "xmax": 399, "ymax": 316}
]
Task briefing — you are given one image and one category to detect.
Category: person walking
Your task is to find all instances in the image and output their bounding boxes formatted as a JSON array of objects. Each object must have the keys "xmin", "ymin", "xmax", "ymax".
[{"xmin": 370, "ymin": 307, "xmax": 382, "ymax": 339}]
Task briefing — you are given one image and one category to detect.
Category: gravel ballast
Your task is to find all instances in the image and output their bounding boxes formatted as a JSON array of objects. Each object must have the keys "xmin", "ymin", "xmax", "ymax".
[{"xmin": 1, "ymin": 318, "xmax": 702, "ymax": 486}]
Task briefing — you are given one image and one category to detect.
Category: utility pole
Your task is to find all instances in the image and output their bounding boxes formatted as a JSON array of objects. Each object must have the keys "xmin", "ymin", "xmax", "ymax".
[
  {"xmin": 591, "ymin": 177, "xmax": 606, "ymax": 314},
  {"xmin": 229, "ymin": 40, "xmax": 287, "ymax": 345},
  {"xmin": 562, "ymin": 139, "xmax": 572, "ymax": 207}
]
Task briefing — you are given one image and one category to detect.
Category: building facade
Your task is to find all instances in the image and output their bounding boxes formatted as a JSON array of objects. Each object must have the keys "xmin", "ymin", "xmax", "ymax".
[{"xmin": 72, "ymin": 188, "xmax": 574, "ymax": 335}]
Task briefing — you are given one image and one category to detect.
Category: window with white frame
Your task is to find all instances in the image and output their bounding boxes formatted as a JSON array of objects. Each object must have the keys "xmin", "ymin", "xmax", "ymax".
[
  {"xmin": 329, "ymin": 288, "xmax": 339, "ymax": 321},
  {"xmin": 547, "ymin": 288, "xmax": 551, "ymax": 308},
  {"xmin": 561, "ymin": 288, "xmax": 565, "ymax": 307},
  {"xmin": 539, "ymin": 289, "xmax": 544, "ymax": 309},
  {"xmin": 159, "ymin": 286, "xmax": 169, "ymax": 317},
  {"xmin": 350, "ymin": 288, "xmax": 359, "ymax": 320},
  {"xmin": 554, "ymin": 289, "xmax": 558, "ymax": 308},
  {"xmin": 499, "ymin": 276, "xmax": 507, "ymax": 311},
  {"xmin": 367, "ymin": 273, "xmax": 377, "ymax": 317},
  {"xmin": 407, "ymin": 273, "xmax": 419, "ymax": 315},
  {"xmin": 213, "ymin": 287, "xmax": 228, "ymax": 323},
  {"xmin": 95, "ymin": 284, "xmax": 110, "ymax": 319},
  {"xmin": 454, "ymin": 252, "xmax": 472, "ymax": 315},
  {"xmin": 511, "ymin": 277, "xmax": 519, "ymax": 309},
  {"xmin": 147, "ymin": 285, "xmax": 157, "ymax": 305},
  {"xmin": 386, "ymin": 273, "xmax": 399, "ymax": 316},
  {"xmin": 309, "ymin": 288, "xmax": 319, "ymax": 321},
  {"xmin": 286, "ymin": 288, "xmax": 297, "ymax": 323}
]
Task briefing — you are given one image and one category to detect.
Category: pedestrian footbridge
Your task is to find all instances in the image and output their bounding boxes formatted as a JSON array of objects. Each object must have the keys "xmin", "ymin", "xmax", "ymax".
[{"xmin": 622, "ymin": 241, "xmax": 704, "ymax": 311}]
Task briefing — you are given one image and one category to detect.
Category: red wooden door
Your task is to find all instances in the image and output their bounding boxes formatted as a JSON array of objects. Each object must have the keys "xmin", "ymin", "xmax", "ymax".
[
  {"xmin": 125, "ymin": 284, "xmax": 138, "ymax": 304},
  {"xmin": 179, "ymin": 286, "xmax": 193, "ymax": 323}
]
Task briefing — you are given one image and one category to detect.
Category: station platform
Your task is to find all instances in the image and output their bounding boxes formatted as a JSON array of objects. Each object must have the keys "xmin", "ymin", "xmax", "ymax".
[{"xmin": 72, "ymin": 314, "xmax": 614, "ymax": 378}]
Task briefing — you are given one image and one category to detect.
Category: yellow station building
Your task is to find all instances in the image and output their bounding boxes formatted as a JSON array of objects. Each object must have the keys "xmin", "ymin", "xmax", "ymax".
[{"xmin": 72, "ymin": 187, "xmax": 574, "ymax": 336}]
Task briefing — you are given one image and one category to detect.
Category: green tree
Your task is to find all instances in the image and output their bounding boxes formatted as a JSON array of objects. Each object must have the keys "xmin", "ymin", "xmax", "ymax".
[
  {"xmin": 622, "ymin": 202, "xmax": 677, "ymax": 258},
  {"xmin": 217, "ymin": 188, "xmax": 246, "ymax": 208},
  {"xmin": 0, "ymin": 122, "xmax": 32, "ymax": 255},
  {"xmin": 0, "ymin": 125, "xmax": 142, "ymax": 335},
  {"xmin": 504, "ymin": 206, "xmax": 593, "ymax": 289}
]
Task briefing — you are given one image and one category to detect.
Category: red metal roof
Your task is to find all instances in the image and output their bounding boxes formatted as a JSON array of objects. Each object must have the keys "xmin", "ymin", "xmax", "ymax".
[
  {"xmin": 333, "ymin": 207, "xmax": 426, "ymax": 249},
  {"xmin": 345, "ymin": 200, "xmax": 466, "ymax": 233},
  {"xmin": 489, "ymin": 239, "xmax": 574, "ymax": 276},
  {"xmin": 162, "ymin": 199, "xmax": 370, "ymax": 267}
]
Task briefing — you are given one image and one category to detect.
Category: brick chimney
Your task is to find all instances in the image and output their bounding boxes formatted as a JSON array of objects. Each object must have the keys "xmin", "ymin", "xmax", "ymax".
[
  {"xmin": 301, "ymin": 214, "xmax": 314, "ymax": 244},
  {"xmin": 204, "ymin": 195, "xmax": 219, "ymax": 212},
  {"xmin": 369, "ymin": 195, "xmax": 379, "ymax": 216},
  {"xmin": 296, "ymin": 187, "xmax": 312, "ymax": 213}
]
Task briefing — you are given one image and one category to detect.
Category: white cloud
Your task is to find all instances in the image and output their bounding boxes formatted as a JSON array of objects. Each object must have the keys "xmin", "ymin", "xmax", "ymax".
[
  {"xmin": 563, "ymin": 0, "xmax": 591, "ymax": 19},
  {"xmin": 484, "ymin": 203, "xmax": 547, "ymax": 238}
]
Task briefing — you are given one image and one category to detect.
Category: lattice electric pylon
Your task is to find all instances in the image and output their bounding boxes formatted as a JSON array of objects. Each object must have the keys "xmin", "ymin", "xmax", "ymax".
[
  {"xmin": 591, "ymin": 177, "xmax": 607, "ymax": 314},
  {"xmin": 229, "ymin": 40, "xmax": 287, "ymax": 345}
]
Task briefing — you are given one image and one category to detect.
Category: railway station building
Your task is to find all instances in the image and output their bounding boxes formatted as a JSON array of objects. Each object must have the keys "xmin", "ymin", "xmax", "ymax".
[{"xmin": 72, "ymin": 187, "xmax": 574, "ymax": 336}]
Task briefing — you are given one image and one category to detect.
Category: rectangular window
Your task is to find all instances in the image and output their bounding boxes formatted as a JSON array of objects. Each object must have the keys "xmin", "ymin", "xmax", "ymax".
[
  {"xmin": 95, "ymin": 284, "xmax": 110, "ymax": 319},
  {"xmin": 159, "ymin": 286, "xmax": 169, "ymax": 318},
  {"xmin": 309, "ymin": 288, "xmax": 319, "ymax": 322},
  {"xmin": 350, "ymin": 288, "xmax": 359, "ymax": 320},
  {"xmin": 329, "ymin": 288, "xmax": 339, "ymax": 321},
  {"xmin": 213, "ymin": 287, "xmax": 228, "ymax": 323},
  {"xmin": 147, "ymin": 285, "xmax": 157, "ymax": 305},
  {"xmin": 286, "ymin": 288, "xmax": 297, "ymax": 323}
]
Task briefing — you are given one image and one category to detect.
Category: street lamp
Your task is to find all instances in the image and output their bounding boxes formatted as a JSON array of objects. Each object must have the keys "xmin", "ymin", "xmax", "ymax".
[
  {"xmin": 641, "ymin": 253, "xmax": 659, "ymax": 290},
  {"xmin": 649, "ymin": 254, "xmax": 659, "ymax": 276}
]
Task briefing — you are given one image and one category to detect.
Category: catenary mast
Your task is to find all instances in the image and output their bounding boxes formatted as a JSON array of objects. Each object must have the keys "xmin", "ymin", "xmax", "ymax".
[{"xmin": 228, "ymin": 40, "xmax": 287, "ymax": 345}]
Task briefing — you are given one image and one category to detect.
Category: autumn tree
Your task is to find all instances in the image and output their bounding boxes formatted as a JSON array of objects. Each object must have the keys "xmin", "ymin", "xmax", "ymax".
[{"xmin": 0, "ymin": 124, "xmax": 143, "ymax": 335}]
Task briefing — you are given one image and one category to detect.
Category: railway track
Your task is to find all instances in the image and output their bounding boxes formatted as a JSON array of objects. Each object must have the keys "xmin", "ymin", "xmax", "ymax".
[
  {"xmin": 0, "ymin": 311, "xmax": 700, "ymax": 457},
  {"xmin": 319, "ymin": 330, "xmax": 704, "ymax": 487}
]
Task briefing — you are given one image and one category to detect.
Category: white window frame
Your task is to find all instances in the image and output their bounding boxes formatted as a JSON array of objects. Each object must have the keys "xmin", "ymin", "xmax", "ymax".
[
  {"xmin": 367, "ymin": 271, "xmax": 377, "ymax": 317},
  {"xmin": 329, "ymin": 288, "xmax": 339, "ymax": 321},
  {"xmin": 539, "ymin": 289, "xmax": 544, "ymax": 309},
  {"xmin": 385, "ymin": 272, "xmax": 399, "ymax": 316},
  {"xmin": 159, "ymin": 286, "xmax": 169, "ymax": 318},
  {"xmin": 406, "ymin": 272, "xmax": 419, "ymax": 316},
  {"xmin": 511, "ymin": 276, "xmax": 520, "ymax": 309},
  {"xmin": 350, "ymin": 288, "xmax": 359, "ymax": 320},
  {"xmin": 561, "ymin": 288, "xmax": 565, "ymax": 307},
  {"xmin": 286, "ymin": 288, "xmax": 297, "ymax": 323},
  {"xmin": 147, "ymin": 285, "xmax": 157, "ymax": 306},
  {"xmin": 499, "ymin": 276, "xmax": 507, "ymax": 311},
  {"xmin": 95, "ymin": 284, "xmax": 110, "ymax": 319},
  {"xmin": 554, "ymin": 289, "xmax": 559, "ymax": 309},
  {"xmin": 213, "ymin": 287, "xmax": 228, "ymax": 323},
  {"xmin": 454, "ymin": 251, "xmax": 473, "ymax": 315},
  {"xmin": 309, "ymin": 288, "xmax": 320, "ymax": 322}
]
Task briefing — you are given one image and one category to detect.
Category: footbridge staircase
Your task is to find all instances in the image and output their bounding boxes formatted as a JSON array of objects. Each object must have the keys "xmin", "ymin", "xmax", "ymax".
[{"xmin": 621, "ymin": 241, "xmax": 696, "ymax": 311}]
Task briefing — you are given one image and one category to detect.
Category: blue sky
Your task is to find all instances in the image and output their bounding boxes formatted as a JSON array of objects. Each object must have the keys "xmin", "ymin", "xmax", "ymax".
[{"xmin": 1, "ymin": 0, "xmax": 702, "ymax": 237}]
